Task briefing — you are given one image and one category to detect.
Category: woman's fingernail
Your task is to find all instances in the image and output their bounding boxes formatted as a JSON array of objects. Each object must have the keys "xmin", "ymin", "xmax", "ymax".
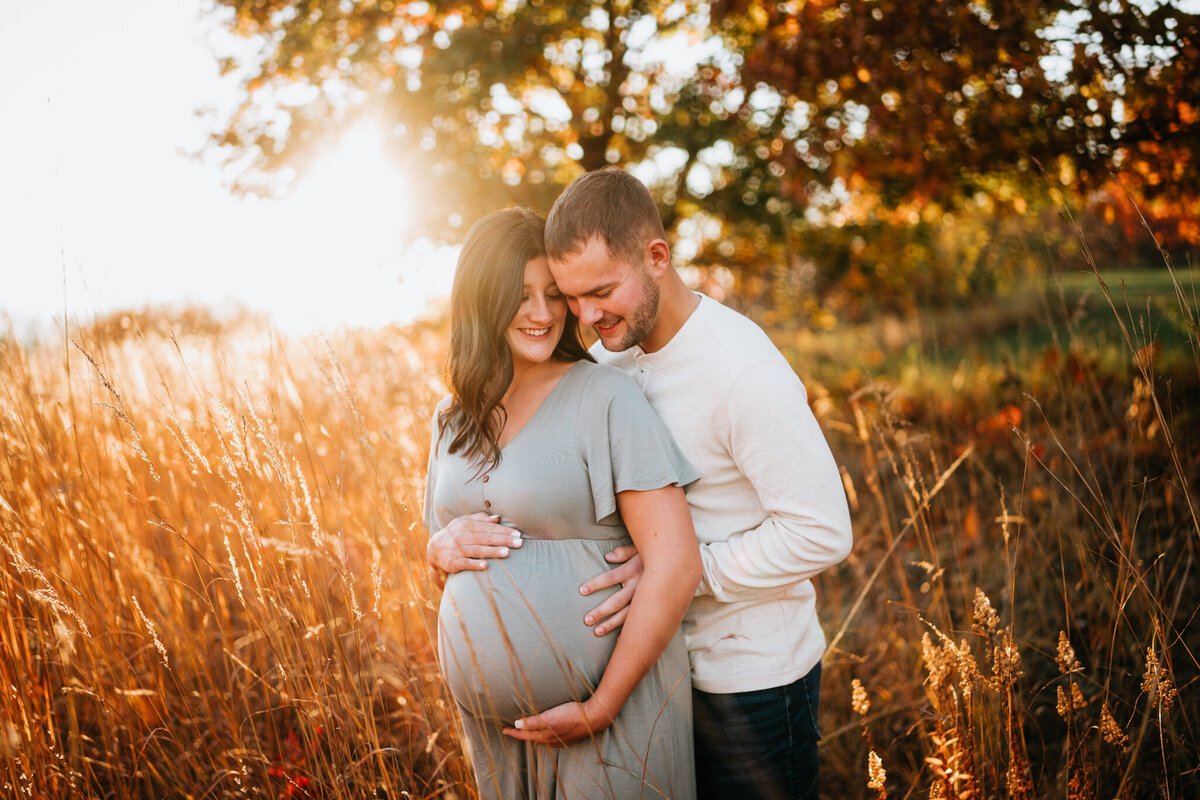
[
  {"xmin": 579, "ymin": 586, "xmax": 590, "ymax": 595},
  {"xmin": 511, "ymin": 536, "xmax": 522, "ymax": 547},
  {"xmin": 585, "ymin": 616, "xmax": 594, "ymax": 625},
  {"xmin": 499, "ymin": 547, "xmax": 509, "ymax": 557},
  {"xmin": 514, "ymin": 719, "xmax": 524, "ymax": 730}
]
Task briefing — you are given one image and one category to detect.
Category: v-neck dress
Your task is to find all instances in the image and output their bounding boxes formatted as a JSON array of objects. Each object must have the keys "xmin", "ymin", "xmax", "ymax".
[{"xmin": 425, "ymin": 361, "xmax": 699, "ymax": 800}]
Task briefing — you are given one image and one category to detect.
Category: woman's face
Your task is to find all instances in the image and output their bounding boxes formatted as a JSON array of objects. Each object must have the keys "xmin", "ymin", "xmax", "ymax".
[{"xmin": 505, "ymin": 255, "xmax": 567, "ymax": 370}]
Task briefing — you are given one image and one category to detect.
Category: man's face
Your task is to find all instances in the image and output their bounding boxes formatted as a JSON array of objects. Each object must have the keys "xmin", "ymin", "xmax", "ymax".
[{"xmin": 549, "ymin": 236, "xmax": 660, "ymax": 352}]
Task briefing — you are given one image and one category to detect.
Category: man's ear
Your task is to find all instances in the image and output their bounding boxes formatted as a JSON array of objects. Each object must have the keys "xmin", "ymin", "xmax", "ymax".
[{"xmin": 644, "ymin": 238, "xmax": 671, "ymax": 277}]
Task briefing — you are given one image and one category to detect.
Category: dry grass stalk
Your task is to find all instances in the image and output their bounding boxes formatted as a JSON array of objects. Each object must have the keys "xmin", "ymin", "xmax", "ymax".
[{"xmin": 0, "ymin": 318, "xmax": 465, "ymax": 797}]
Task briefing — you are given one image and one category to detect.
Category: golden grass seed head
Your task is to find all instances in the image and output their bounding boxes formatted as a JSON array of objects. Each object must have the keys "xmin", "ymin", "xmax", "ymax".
[
  {"xmin": 1141, "ymin": 646, "xmax": 1178, "ymax": 713},
  {"xmin": 851, "ymin": 678, "xmax": 871, "ymax": 716},
  {"xmin": 954, "ymin": 638, "xmax": 981, "ymax": 699},
  {"xmin": 1100, "ymin": 701, "xmax": 1129, "ymax": 749},
  {"xmin": 224, "ymin": 534, "xmax": 246, "ymax": 606},
  {"xmin": 972, "ymin": 588, "xmax": 999, "ymax": 635},
  {"xmin": 25, "ymin": 584, "xmax": 93, "ymax": 639},
  {"xmin": 1055, "ymin": 683, "xmax": 1086, "ymax": 718},
  {"xmin": 867, "ymin": 749, "xmax": 886, "ymax": 791},
  {"xmin": 130, "ymin": 594, "xmax": 169, "ymax": 670},
  {"xmin": 922, "ymin": 632, "xmax": 952, "ymax": 690},
  {"xmin": 1055, "ymin": 631, "xmax": 1082, "ymax": 674},
  {"xmin": 1006, "ymin": 759, "xmax": 1033, "ymax": 800},
  {"xmin": 992, "ymin": 628, "xmax": 1024, "ymax": 684},
  {"xmin": 371, "ymin": 545, "xmax": 384, "ymax": 617}
]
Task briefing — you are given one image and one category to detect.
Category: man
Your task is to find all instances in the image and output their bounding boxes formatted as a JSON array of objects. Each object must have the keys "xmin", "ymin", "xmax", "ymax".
[{"xmin": 431, "ymin": 168, "xmax": 852, "ymax": 798}]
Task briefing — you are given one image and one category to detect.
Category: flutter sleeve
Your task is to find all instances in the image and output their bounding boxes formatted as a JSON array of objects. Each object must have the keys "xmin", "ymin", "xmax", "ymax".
[
  {"xmin": 578, "ymin": 365, "xmax": 700, "ymax": 524},
  {"xmin": 423, "ymin": 397, "xmax": 451, "ymax": 535}
]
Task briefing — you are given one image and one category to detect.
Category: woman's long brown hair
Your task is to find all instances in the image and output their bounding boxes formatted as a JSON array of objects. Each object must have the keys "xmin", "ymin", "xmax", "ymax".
[{"xmin": 440, "ymin": 208, "xmax": 592, "ymax": 469}]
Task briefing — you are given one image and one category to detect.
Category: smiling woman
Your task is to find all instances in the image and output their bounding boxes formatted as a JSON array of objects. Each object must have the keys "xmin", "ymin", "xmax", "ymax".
[
  {"xmin": 425, "ymin": 207, "xmax": 701, "ymax": 799},
  {"xmin": 505, "ymin": 257, "xmax": 567, "ymax": 372}
]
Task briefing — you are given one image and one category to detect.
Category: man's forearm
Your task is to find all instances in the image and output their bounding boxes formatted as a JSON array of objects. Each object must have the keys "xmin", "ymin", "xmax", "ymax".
[{"xmin": 696, "ymin": 510, "xmax": 852, "ymax": 601}]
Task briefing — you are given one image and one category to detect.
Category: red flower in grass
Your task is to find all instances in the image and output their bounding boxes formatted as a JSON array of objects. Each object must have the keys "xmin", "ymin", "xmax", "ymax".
[{"xmin": 269, "ymin": 729, "xmax": 322, "ymax": 799}]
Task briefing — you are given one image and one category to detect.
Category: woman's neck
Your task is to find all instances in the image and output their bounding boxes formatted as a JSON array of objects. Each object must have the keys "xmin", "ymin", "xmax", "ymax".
[
  {"xmin": 507, "ymin": 356, "xmax": 565, "ymax": 396},
  {"xmin": 495, "ymin": 357, "xmax": 575, "ymax": 447}
]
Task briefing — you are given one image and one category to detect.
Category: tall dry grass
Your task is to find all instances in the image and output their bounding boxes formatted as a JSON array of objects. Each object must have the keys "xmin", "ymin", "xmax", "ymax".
[
  {"xmin": 1, "ymin": 234, "xmax": 1197, "ymax": 798},
  {"xmin": 812, "ymin": 237, "xmax": 1199, "ymax": 796},
  {"xmin": 0, "ymin": 313, "xmax": 467, "ymax": 797}
]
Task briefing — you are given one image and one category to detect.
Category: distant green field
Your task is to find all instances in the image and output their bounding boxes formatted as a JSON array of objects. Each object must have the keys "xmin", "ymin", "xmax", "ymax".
[
  {"xmin": 1051, "ymin": 265, "xmax": 1200, "ymax": 300},
  {"xmin": 776, "ymin": 267, "xmax": 1200, "ymax": 392}
]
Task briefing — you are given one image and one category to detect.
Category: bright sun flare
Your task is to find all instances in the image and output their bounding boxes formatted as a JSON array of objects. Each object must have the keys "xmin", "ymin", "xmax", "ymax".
[{"xmin": 236, "ymin": 124, "xmax": 458, "ymax": 334}]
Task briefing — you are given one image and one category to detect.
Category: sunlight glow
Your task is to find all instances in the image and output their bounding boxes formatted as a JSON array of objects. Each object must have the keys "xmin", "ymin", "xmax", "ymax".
[
  {"xmin": 249, "ymin": 124, "xmax": 457, "ymax": 334},
  {"xmin": 0, "ymin": 2, "xmax": 459, "ymax": 340}
]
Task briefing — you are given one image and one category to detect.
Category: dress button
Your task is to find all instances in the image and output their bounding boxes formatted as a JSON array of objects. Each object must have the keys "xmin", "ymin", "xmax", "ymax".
[
  {"xmin": 484, "ymin": 500, "xmax": 492, "ymax": 508},
  {"xmin": 482, "ymin": 475, "xmax": 489, "ymax": 483}
]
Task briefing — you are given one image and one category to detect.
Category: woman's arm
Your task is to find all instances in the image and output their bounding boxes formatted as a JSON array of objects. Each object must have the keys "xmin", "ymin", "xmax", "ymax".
[{"xmin": 502, "ymin": 484, "xmax": 700, "ymax": 746}]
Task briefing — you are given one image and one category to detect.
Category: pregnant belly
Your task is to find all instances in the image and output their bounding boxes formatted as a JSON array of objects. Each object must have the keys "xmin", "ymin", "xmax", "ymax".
[{"xmin": 438, "ymin": 539, "xmax": 622, "ymax": 725}]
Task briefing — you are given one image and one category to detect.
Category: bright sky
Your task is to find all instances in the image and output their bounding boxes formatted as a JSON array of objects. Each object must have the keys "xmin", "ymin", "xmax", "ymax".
[{"xmin": 0, "ymin": 0, "xmax": 458, "ymax": 339}]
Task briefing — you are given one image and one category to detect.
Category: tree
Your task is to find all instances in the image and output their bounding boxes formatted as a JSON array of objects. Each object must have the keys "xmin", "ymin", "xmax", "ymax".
[
  {"xmin": 206, "ymin": 1, "xmax": 1199, "ymax": 312},
  {"xmin": 207, "ymin": 0, "xmax": 721, "ymax": 238},
  {"xmin": 663, "ymin": 0, "xmax": 1198, "ymax": 310},
  {"xmin": 703, "ymin": 0, "xmax": 1199, "ymax": 242}
]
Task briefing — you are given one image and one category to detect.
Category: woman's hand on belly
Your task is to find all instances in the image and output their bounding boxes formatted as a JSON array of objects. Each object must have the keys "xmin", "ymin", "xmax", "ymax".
[
  {"xmin": 428, "ymin": 512, "xmax": 523, "ymax": 573},
  {"xmin": 501, "ymin": 695, "xmax": 618, "ymax": 748}
]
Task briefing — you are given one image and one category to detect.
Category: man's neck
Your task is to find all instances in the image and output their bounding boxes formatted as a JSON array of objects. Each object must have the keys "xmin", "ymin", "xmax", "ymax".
[{"xmin": 640, "ymin": 279, "xmax": 701, "ymax": 354}]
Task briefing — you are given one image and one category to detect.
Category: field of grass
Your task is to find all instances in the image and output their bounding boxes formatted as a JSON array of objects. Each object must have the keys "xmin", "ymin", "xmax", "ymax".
[{"xmin": 1, "ymin": 259, "xmax": 1196, "ymax": 798}]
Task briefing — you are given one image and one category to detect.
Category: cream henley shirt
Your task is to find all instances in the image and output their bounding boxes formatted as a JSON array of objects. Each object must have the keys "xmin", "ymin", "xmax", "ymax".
[{"xmin": 594, "ymin": 293, "xmax": 853, "ymax": 694}]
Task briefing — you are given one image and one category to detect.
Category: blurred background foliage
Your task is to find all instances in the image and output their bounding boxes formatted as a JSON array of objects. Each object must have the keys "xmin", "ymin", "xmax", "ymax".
[{"xmin": 206, "ymin": 0, "xmax": 1198, "ymax": 316}]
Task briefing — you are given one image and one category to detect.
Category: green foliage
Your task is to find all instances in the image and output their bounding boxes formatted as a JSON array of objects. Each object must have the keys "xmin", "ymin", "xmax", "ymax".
[
  {"xmin": 713, "ymin": 0, "xmax": 1199, "ymax": 204},
  {"xmin": 206, "ymin": 0, "xmax": 1200, "ymax": 310},
  {"xmin": 210, "ymin": 0, "xmax": 718, "ymax": 237}
]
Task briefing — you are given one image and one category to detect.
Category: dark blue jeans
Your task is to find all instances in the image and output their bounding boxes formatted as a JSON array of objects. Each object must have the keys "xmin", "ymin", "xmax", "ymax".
[{"xmin": 693, "ymin": 662, "xmax": 821, "ymax": 800}]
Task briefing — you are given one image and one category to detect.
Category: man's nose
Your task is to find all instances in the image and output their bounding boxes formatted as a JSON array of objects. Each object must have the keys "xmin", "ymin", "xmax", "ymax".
[{"xmin": 576, "ymin": 299, "xmax": 602, "ymax": 327}]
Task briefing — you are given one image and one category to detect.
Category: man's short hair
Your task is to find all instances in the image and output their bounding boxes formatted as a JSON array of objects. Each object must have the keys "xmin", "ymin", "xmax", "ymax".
[{"xmin": 544, "ymin": 167, "xmax": 667, "ymax": 266}]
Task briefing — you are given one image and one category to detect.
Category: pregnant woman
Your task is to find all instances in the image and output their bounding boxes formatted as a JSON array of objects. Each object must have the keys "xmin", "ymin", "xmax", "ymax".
[{"xmin": 424, "ymin": 208, "xmax": 700, "ymax": 799}]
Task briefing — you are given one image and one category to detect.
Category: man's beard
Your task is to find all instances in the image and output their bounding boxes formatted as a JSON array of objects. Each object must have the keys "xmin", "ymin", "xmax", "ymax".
[{"xmin": 604, "ymin": 269, "xmax": 660, "ymax": 352}]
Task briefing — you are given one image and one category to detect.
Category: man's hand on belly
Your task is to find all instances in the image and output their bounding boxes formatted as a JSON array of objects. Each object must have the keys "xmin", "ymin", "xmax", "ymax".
[
  {"xmin": 578, "ymin": 546, "xmax": 642, "ymax": 636},
  {"xmin": 428, "ymin": 512, "xmax": 523, "ymax": 573}
]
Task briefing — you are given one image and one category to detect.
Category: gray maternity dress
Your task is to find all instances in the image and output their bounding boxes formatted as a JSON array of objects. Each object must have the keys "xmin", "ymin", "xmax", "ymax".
[{"xmin": 425, "ymin": 361, "xmax": 699, "ymax": 800}]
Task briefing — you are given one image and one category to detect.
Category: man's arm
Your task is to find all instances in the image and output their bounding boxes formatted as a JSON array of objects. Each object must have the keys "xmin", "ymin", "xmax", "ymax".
[
  {"xmin": 578, "ymin": 359, "xmax": 852, "ymax": 627},
  {"xmin": 696, "ymin": 359, "xmax": 852, "ymax": 601}
]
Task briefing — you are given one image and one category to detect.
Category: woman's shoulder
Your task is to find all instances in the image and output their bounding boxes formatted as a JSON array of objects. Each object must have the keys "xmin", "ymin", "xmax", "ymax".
[
  {"xmin": 570, "ymin": 360, "xmax": 641, "ymax": 396},
  {"xmin": 429, "ymin": 395, "xmax": 455, "ymax": 441},
  {"xmin": 432, "ymin": 394, "xmax": 454, "ymax": 424},
  {"xmin": 563, "ymin": 361, "xmax": 654, "ymax": 421}
]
